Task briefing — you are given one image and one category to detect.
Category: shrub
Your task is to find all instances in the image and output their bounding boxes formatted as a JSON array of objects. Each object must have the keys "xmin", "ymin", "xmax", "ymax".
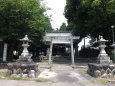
[{"xmin": 79, "ymin": 47, "xmax": 99, "ymax": 58}]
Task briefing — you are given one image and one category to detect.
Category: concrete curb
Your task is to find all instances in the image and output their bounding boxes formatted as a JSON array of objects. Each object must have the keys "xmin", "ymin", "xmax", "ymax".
[{"xmin": 108, "ymin": 80, "xmax": 115, "ymax": 83}]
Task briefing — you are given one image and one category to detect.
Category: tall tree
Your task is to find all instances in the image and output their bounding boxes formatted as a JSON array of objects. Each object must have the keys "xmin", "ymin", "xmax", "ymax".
[
  {"xmin": 0, "ymin": 0, "xmax": 52, "ymax": 59},
  {"xmin": 64, "ymin": 0, "xmax": 115, "ymax": 41}
]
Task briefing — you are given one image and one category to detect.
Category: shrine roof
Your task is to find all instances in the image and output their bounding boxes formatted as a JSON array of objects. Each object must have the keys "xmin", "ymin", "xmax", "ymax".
[{"xmin": 46, "ymin": 31, "xmax": 72, "ymax": 33}]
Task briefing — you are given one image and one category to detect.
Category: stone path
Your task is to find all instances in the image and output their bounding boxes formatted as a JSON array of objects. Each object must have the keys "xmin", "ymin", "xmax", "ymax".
[
  {"xmin": 38, "ymin": 64, "xmax": 94, "ymax": 83},
  {"xmin": 38, "ymin": 69, "xmax": 92, "ymax": 82}
]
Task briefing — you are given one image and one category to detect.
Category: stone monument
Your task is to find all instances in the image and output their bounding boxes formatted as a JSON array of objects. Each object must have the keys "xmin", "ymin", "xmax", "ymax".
[
  {"xmin": 96, "ymin": 36, "xmax": 111, "ymax": 64},
  {"xmin": 5, "ymin": 35, "xmax": 39, "ymax": 78},
  {"xmin": 88, "ymin": 36, "xmax": 115, "ymax": 78}
]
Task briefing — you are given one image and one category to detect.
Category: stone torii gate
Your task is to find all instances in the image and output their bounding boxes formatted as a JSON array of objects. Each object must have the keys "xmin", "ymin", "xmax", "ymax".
[{"xmin": 44, "ymin": 35, "xmax": 80, "ymax": 65}]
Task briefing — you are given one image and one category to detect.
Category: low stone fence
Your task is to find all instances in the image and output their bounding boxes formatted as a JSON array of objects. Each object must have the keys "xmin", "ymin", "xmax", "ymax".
[
  {"xmin": 88, "ymin": 63, "xmax": 115, "ymax": 78},
  {"xmin": 5, "ymin": 62, "xmax": 39, "ymax": 78},
  {"xmin": 0, "ymin": 62, "xmax": 8, "ymax": 69},
  {"xmin": 75, "ymin": 58, "xmax": 96, "ymax": 63}
]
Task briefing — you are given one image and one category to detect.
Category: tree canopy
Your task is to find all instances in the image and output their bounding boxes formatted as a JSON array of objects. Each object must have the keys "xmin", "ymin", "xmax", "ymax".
[
  {"xmin": 0, "ymin": 0, "xmax": 52, "ymax": 58},
  {"xmin": 64, "ymin": 0, "xmax": 115, "ymax": 41},
  {"xmin": 59, "ymin": 23, "xmax": 67, "ymax": 31}
]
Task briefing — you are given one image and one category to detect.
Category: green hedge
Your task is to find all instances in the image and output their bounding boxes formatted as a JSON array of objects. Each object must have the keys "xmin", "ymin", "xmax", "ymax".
[{"xmin": 79, "ymin": 47, "xmax": 99, "ymax": 58}]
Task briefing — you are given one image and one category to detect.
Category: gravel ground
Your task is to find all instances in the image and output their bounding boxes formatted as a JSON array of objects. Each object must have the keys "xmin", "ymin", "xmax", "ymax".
[{"xmin": 0, "ymin": 79, "xmax": 114, "ymax": 86}]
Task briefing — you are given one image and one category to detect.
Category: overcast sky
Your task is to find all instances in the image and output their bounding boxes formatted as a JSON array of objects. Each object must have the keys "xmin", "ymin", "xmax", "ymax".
[{"xmin": 41, "ymin": 0, "xmax": 67, "ymax": 29}]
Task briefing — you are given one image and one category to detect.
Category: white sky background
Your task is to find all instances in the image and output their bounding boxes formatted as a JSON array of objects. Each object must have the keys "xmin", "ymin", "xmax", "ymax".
[
  {"xmin": 41, "ymin": 0, "xmax": 90, "ymax": 50},
  {"xmin": 78, "ymin": 37, "xmax": 91, "ymax": 50},
  {"xmin": 41, "ymin": 0, "xmax": 67, "ymax": 29}
]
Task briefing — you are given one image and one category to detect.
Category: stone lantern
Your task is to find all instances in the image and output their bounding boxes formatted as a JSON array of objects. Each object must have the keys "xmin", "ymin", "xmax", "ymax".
[
  {"xmin": 17, "ymin": 35, "xmax": 32, "ymax": 62},
  {"xmin": 97, "ymin": 36, "xmax": 111, "ymax": 64},
  {"xmin": 5, "ymin": 35, "xmax": 39, "ymax": 78},
  {"xmin": 88, "ymin": 36, "xmax": 115, "ymax": 78},
  {"xmin": 20, "ymin": 35, "xmax": 31, "ymax": 57}
]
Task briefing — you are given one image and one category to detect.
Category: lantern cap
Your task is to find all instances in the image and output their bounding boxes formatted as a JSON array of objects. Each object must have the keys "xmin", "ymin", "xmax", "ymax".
[
  {"xmin": 20, "ymin": 35, "xmax": 31, "ymax": 42},
  {"xmin": 97, "ymin": 36, "xmax": 108, "ymax": 43}
]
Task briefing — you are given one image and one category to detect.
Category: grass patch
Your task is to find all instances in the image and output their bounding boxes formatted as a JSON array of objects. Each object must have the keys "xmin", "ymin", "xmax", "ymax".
[
  {"xmin": 35, "ymin": 79, "xmax": 49, "ymax": 82},
  {"xmin": 83, "ymin": 69, "xmax": 87, "ymax": 73},
  {"xmin": 0, "ymin": 72, "xmax": 5, "ymax": 76},
  {"xmin": 0, "ymin": 72, "xmax": 55, "ymax": 83},
  {"xmin": 91, "ymin": 78, "xmax": 109, "ymax": 83},
  {"xmin": 8, "ymin": 77, "xmax": 55, "ymax": 82},
  {"xmin": 35, "ymin": 79, "xmax": 55, "ymax": 83},
  {"xmin": 1, "ymin": 77, "xmax": 55, "ymax": 83},
  {"xmin": 6, "ymin": 77, "xmax": 32, "ymax": 81}
]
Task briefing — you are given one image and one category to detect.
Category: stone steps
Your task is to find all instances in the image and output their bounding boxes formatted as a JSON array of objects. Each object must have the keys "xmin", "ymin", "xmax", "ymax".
[{"xmin": 33, "ymin": 56, "xmax": 96, "ymax": 63}]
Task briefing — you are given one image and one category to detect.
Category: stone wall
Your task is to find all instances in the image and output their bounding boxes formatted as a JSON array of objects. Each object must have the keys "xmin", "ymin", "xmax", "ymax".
[
  {"xmin": 0, "ymin": 63, "xmax": 8, "ymax": 69},
  {"xmin": 5, "ymin": 62, "xmax": 39, "ymax": 78},
  {"xmin": 88, "ymin": 63, "xmax": 115, "ymax": 78}
]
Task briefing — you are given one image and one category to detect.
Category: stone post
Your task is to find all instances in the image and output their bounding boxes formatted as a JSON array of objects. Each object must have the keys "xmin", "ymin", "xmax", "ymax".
[
  {"xmin": 114, "ymin": 48, "xmax": 115, "ymax": 62},
  {"xmin": 3, "ymin": 43, "xmax": 8, "ymax": 62},
  {"xmin": 112, "ymin": 44, "xmax": 115, "ymax": 62},
  {"xmin": 46, "ymin": 48, "xmax": 50, "ymax": 57}
]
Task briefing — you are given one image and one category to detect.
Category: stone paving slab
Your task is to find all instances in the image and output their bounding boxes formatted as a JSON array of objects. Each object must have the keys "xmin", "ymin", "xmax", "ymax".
[
  {"xmin": 38, "ymin": 64, "xmax": 93, "ymax": 83},
  {"xmin": 38, "ymin": 69, "xmax": 94, "ymax": 83}
]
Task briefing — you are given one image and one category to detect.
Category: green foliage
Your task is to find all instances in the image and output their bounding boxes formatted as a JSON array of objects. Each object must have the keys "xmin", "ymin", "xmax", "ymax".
[
  {"xmin": 91, "ymin": 79, "xmax": 109, "ymax": 83},
  {"xmin": 109, "ymin": 53, "xmax": 114, "ymax": 61},
  {"xmin": 0, "ymin": 72, "xmax": 5, "ymax": 76},
  {"xmin": 59, "ymin": 23, "xmax": 67, "ymax": 31},
  {"xmin": 64, "ymin": 0, "xmax": 115, "ymax": 41},
  {"xmin": 3, "ymin": 77, "xmax": 55, "ymax": 83},
  {"xmin": 35, "ymin": 79, "xmax": 55, "ymax": 83},
  {"xmin": 0, "ymin": 0, "xmax": 52, "ymax": 58},
  {"xmin": 83, "ymin": 69, "xmax": 87, "ymax": 73},
  {"xmin": 79, "ymin": 47, "xmax": 99, "ymax": 58}
]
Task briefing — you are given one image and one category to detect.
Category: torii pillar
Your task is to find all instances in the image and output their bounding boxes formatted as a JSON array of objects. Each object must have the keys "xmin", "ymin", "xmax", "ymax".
[{"xmin": 48, "ymin": 37, "xmax": 53, "ymax": 65}]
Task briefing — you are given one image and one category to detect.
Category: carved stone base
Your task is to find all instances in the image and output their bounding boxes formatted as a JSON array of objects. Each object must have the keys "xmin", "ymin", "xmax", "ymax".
[
  {"xmin": 5, "ymin": 55, "xmax": 39, "ymax": 78},
  {"xmin": 17, "ymin": 55, "xmax": 33, "ymax": 62},
  {"xmin": 88, "ymin": 63, "xmax": 115, "ymax": 78},
  {"xmin": 5, "ymin": 62, "xmax": 39, "ymax": 78},
  {"xmin": 97, "ymin": 54, "xmax": 112, "ymax": 64}
]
